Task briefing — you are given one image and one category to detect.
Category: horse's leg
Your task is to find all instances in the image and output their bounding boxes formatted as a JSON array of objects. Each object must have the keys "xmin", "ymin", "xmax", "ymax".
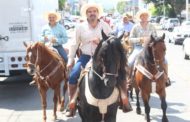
[
  {"xmin": 135, "ymin": 87, "xmax": 141, "ymax": 114},
  {"xmin": 39, "ymin": 88, "xmax": 47, "ymax": 122},
  {"xmin": 58, "ymin": 81, "xmax": 67, "ymax": 111},
  {"xmin": 141, "ymin": 91, "xmax": 151, "ymax": 122},
  {"xmin": 158, "ymin": 89, "xmax": 168, "ymax": 122},
  {"xmin": 53, "ymin": 87, "xmax": 60, "ymax": 120}
]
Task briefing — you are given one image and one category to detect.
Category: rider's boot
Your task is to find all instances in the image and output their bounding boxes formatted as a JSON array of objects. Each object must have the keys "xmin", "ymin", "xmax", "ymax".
[
  {"xmin": 65, "ymin": 83, "xmax": 78, "ymax": 117},
  {"xmin": 163, "ymin": 63, "xmax": 171, "ymax": 87},
  {"xmin": 29, "ymin": 75, "xmax": 37, "ymax": 85}
]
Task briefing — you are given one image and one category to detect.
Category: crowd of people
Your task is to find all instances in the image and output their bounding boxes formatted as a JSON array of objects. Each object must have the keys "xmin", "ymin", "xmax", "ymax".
[{"xmin": 29, "ymin": 2, "xmax": 171, "ymax": 117}]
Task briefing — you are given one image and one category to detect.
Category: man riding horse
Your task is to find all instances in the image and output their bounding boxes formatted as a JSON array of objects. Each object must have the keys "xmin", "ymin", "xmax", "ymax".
[
  {"xmin": 66, "ymin": 3, "xmax": 132, "ymax": 117},
  {"xmin": 127, "ymin": 10, "xmax": 171, "ymax": 89},
  {"xmin": 29, "ymin": 11, "xmax": 69, "ymax": 85}
]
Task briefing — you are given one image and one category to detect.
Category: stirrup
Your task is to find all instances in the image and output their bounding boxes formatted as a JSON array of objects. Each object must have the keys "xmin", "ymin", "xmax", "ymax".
[
  {"xmin": 29, "ymin": 80, "xmax": 36, "ymax": 86},
  {"xmin": 166, "ymin": 78, "xmax": 171, "ymax": 87},
  {"xmin": 65, "ymin": 107, "xmax": 76, "ymax": 117}
]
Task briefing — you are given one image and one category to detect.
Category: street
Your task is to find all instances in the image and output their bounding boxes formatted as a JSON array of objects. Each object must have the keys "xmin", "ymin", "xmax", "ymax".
[{"xmin": 0, "ymin": 31, "xmax": 190, "ymax": 122}]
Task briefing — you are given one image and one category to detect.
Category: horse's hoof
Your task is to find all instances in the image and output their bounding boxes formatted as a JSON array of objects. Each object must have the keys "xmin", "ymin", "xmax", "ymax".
[
  {"xmin": 136, "ymin": 108, "xmax": 141, "ymax": 114},
  {"xmin": 145, "ymin": 115, "xmax": 150, "ymax": 122},
  {"xmin": 122, "ymin": 103, "xmax": 133, "ymax": 113},
  {"xmin": 162, "ymin": 116, "xmax": 169, "ymax": 122},
  {"xmin": 52, "ymin": 115, "xmax": 57, "ymax": 121}
]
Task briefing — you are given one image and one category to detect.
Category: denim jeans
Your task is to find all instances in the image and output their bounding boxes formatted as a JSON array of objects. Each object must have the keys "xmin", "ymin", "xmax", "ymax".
[
  {"xmin": 53, "ymin": 45, "xmax": 68, "ymax": 63},
  {"xmin": 69, "ymin": 54, "xmax": 91, "ymax": 84}
]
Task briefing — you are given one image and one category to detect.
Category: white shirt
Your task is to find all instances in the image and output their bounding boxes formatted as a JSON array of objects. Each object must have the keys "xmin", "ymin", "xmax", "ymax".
[{"xmin": 68, "ymin": 20, "xmax": 112, "ymax": 65}]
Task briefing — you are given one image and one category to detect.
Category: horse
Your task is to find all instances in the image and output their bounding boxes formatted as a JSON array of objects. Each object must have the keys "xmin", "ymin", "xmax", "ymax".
[
  {"xmin": 133, "ymin": 34, "xmax": 168, "ymax": 122},
  {"xmin": 77, "ymin": 31, "xmax": 128, "ymax": 122},
  {"xmin": 24, "ymin": 42, "xmax": 68, "ymax": 122}
]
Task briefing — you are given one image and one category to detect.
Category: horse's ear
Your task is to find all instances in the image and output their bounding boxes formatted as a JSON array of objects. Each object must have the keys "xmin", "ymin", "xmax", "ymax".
[
  {"xmin": 101, "ymin": 30, "xmax": 108, "ymax": 41},
  {"xmin": 118, "ymin": 32, "xmax": 124, "ymax": 41},
  {"xmin": 162, "ymin": 33, "xmax": 165, "ymax": 40},
  {"xmin": 23, "ymin": 41, "xmax": 28, "ymax": 47},
  {"xmin": 150, "ymin": 34, "xmax": 155, "ymax": 42}
]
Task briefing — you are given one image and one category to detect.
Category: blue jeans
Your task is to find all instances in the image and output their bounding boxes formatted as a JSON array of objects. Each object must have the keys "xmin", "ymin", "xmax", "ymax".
[
  {"xmin": 53, "ymin": 45, "xmax": 68, "ymax": 63},
  {"xmin": 69, "ymin": 54, "xmax": 91, "ymax": 84}
]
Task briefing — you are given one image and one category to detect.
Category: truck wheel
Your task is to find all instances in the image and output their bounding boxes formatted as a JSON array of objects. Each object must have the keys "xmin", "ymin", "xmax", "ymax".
[
  {"xmin": 184, "ymin": 53, "xmax": 189, "ymax": 60},
  {"xmin": 65, "ymin": 25, "xmax": 70, "ymax": 30}
]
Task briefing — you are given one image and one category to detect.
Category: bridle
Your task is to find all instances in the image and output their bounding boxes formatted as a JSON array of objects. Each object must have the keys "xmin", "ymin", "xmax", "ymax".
[{"xmin": 92, "ymin": 36, "xmax": 119, "ymax": 80}]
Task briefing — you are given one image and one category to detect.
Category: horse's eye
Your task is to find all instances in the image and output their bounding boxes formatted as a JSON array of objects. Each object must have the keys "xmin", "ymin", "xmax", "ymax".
[{"xmin": 25, "ymin": 56, "xmax": 29, "ymax": 61}]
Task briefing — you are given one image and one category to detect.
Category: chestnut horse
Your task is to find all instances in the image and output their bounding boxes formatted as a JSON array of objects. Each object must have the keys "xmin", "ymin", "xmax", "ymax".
[
  {"xmin": 133, "ymin": 34, "xmax": 168, "ymax": 122},
  {"xmin": 24, "ymin": 42, "xmax": 68, "ymax": 122}
]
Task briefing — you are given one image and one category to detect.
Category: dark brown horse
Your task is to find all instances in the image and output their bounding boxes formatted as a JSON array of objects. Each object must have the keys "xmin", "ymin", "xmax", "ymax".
[
  {"xmin": 133, "ymin": 34, "xmax": 168, "ymax": 122},
  {"xmin": 24, "ymin": 42, "xmax": 68, "ymax": 122}
]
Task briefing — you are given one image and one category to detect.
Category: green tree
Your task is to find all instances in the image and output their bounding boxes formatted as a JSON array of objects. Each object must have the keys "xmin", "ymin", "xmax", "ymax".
[
  {"xmin": 59, "ymin": 0, "xmax": 66, "ymax": 10},
  {"xmin": 117, "ymin": 1, "xmax": 127, "ymax": 14},
  {"xmin": 144, "ymin": 0, "xmax": 185, "ymax": 17}
]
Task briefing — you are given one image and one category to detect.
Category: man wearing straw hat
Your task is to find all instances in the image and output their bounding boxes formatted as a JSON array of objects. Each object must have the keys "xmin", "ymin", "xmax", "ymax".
[
  {"xmin": 127, "ymin": 10, "xmax": 171, "ymax": 88},
  {"xmin": 40, "ymin": 11, "xmax": 68, "ymax": 61},
  {"xmin": 114, "ymin": 13, "xmax": 134, "ymax": 37},
  {"xmin": 29, "ymin": 11, "xmax": 68, "ymax": 85},
  {"xmin": 65, "ymin": 3, "xmax": 132, "ymax": 117}
]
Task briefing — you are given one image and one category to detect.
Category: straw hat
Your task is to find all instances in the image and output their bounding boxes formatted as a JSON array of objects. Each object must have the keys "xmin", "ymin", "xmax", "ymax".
[
  {"xmin": 44, "ymin": 11, "xmax": 61, "ymax": 22},
  {"xmin": 122, "ymin": 13, "xmax": 129, "ymax": 19},
  {"xmin": 136, "ymin": 9, "xmax": 151, "ymax": 20},
  {"xmin": 80, "ymin": 3, "xmax": 103, "ymax": 18}
]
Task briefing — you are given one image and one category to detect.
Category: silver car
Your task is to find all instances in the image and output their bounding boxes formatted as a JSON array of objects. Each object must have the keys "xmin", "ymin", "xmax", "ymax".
[{"xmin": 183, "ymin": 37, "xmax": 190, "ymax": 59}]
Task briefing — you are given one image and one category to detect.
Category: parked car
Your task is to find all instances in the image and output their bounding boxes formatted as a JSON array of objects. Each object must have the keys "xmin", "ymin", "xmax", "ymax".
[
  {"xmin": 160, "ymin": 17, "xmax": 168, "ymax": 29},
  {"xmin": 167, "ymin": 26, "xmax": 190, "ymax": 45},
  {"xmin": 181, "ymin": 20, "xmax": 190, "ymax": 26},
  {"xmin": 164, "ymin": 18, "xmax": 180, "ymax": 31},
  {"xmin": 183, "ymin": 37, "xmax": 190, "ymax": 59},
  {"xmin": 59, "ymin": 19, "xmax": 75, "ymax": 30}
]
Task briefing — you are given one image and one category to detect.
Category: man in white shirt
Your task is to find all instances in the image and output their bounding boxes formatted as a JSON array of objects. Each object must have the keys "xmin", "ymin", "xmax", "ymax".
[{"xmin": 66, "ymin": 3, "xmax": 112, "ymax": 117}]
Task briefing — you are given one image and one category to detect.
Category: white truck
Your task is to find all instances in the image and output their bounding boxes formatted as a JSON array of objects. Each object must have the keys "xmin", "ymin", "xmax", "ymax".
[{"xmin": 0, "ymin": 0, "xmax": 59, "ymax": 77}]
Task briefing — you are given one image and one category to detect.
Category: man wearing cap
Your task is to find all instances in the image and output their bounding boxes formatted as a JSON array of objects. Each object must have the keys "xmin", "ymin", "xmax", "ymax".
[
  {"xmin": 127, "ymin": 10, "xmax": 171, "ymax": 88},
  {"xmin": 66, "ymin": 3, "xmax": 132, "ymax": 117},
  {"xmin": 114, "ymin": 13, "xmax": 134, "ymax": 37}
]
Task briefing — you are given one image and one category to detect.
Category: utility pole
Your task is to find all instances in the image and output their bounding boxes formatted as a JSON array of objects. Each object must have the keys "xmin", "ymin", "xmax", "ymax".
[
  {"xmin": 186, "ymin": 0, "xmax": 189, "ymax": 20},
  {"xmin": 163, "ymin": 0, "xmax": 165, "ymax": 17}
]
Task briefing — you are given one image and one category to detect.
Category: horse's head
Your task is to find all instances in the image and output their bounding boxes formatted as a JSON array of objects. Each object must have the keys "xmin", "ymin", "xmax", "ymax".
[
  {"xmin": 147, "ymin": 34, "xmax": 166, "ymax": 65},
  {"xmin": 23, "ymin": 42, "xmax": 43, "ymax": 75},
  {"xmin": 93, "ymin": 30, "xmax": 127, "ymax": 87}
]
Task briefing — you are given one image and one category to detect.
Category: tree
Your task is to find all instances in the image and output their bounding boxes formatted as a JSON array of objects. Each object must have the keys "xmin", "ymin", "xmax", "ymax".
[
  {"xmin": 59, "ymin": 0, "xmax": 66, "ymax": 10},
  {"xmin": 116, "ymin": 1, "xmax": 127, "ymax": 14},
  {"xmin": 144, "ymin": 0, "xmax": 185, "ymax": 17}
]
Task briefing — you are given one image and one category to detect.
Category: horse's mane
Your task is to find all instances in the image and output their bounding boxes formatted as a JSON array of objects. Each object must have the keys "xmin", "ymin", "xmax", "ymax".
[
  {"xmin": 114, "ymin": 39, "xmax": 127, "ymax": 85},
  {"xmin": 34, "ymin": 42, "xmax": 65, "ymax": 64},
  {"xmin": 93, "ymin": 36, "xmax": 127, "ymax": 85}
]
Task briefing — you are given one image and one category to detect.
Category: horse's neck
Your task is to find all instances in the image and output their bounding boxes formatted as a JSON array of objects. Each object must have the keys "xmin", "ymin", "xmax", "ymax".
[
  {"xmin": 142, "ymin": 48, "xmax": 158, "ymax": 74},
  {"xmin": 88, "ymin": 69, "xmax": 114, "ymax": 99}
]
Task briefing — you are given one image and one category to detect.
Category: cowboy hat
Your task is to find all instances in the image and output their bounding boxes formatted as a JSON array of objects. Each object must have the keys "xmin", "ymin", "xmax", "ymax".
[
  {"xmin": 80, "ymin": 3, "xmax": 103, "ymax": 18},
  {"xmin": 136, "ymin": 9, "xmax": 151, "ymax": 20},
  {"xmin": 44, "ymin": 11, "xmax": 61, "ymax": 22}
]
